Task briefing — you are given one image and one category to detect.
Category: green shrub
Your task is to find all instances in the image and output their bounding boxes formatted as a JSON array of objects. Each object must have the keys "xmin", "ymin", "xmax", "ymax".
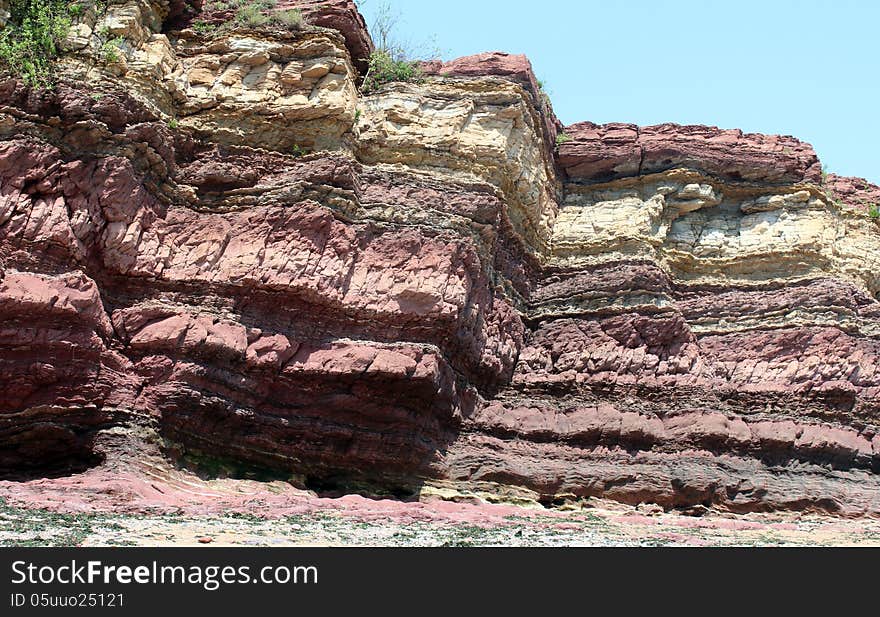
[
  {"xmin": 192, "ymin": 20, "xmax": 216, "ymax": 35},
  {"xmin": 362, "ymin": 49, "xmax": 422, "ymax": 93},
  {"xmin": 869, "ymin": 204, "xmax": 880, "ymax": 219},
  {"xmin": 538, "ymin": 89, "xmax": 552, "ymax": 111},
  {"xmin": 235, "ymin": 4, "xmax": 270, "ymax": 27},
  {"xmin": 206, "ymin": 0, "xmax": 253, "ymax": 9},
  {"xmin": 101, "ymin": 36, "xmax": 123, "ymax": 63},
  {"xmin": 272, "ymin": 8, "xmax": 303, "ymax": 29},
  {"xmin": 0, "ymin": 0, "xmax": 72, "ymax": 87},
  {"xmin": 195, "ymin": 2, "xmax": 303, "ymax": 35},
  {"xmin": 233, "ymin": 2, "xmax": 305, "ymax": 30},
  {"xmin": 556, "ymin": 133, "xmax": 572, "ymax": 146}
]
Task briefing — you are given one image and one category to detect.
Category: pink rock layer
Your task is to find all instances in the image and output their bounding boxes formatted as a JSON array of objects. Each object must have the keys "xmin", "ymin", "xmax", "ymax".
[
  {"xmin": 824, "ymin": 173, "xmax": 880, "ymax": 211},
  {"xmin": 1, "ymin": 7, "xmax": 880, "ymax": 516},
  {"xmin": 558, "ymin": 122, "xmax": 823, "ymax": 184}
]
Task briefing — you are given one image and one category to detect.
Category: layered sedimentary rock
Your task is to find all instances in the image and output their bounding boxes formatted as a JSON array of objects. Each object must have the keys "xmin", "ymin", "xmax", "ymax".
[
  {"xmin": 1, "ymin": 0, "xmax": 879, "ymax": 515},
  {"xmin": 558, "ymin": 121, "xmax": 823, "ymax": 184}
]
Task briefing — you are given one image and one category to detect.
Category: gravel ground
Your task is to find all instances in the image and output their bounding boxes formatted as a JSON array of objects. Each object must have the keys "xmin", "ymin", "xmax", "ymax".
[{"xmin": 3, "ymin": 496, "xmax": 879, "ymax": 547}]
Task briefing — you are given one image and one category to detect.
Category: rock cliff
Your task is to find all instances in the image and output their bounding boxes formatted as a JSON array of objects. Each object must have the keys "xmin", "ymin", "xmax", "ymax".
[{"xmin": 1, "ymin": 0, "xmax": 879, "ymax": 515}]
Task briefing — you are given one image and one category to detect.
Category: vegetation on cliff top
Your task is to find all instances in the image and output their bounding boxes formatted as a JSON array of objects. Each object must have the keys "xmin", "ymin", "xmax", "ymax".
[
  {"xmin": 359, "ymin": 1, "xmax": 433, "ymax": 93},
  {"xmin": 362, "ymin": 49, "xmax": 422, "ymax": 93},
  {"xmin": 193, "ymin": 0, "xmax": 304, "ymax": 35},
  {"xmin": 0, "ymin": 0, "xmax": 74, "ymax": 87}
]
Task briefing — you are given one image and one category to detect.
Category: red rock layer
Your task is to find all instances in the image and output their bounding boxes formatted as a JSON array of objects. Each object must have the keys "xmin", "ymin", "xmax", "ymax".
[
  {"xmin": 0, "ymin": 271, "xmax": 136, "ymax": 476},
  {"xmin": 824, "ymin": 173, "xmax": 880, "ymax": 211},
  {"xmin": 445, "ymin": 259, "xmax": 880, "ymax": 514},
  {"xmin": 169, "ymin": 0, "xmax": 373, "ymax": 72},
  {"xmin": 0, "ymin": 75, "xmax": 524, "ymax": 486},
  {"xmin": 558, "ymin": 122, "xmax": 823, "ymax": 184},
  {"xmin": 422, "ymin": 52, "xmax": 542, "ymax": 97},
  {"xmin": 284, "ymin": 0, "xmax": 374, "ymax": 70}
]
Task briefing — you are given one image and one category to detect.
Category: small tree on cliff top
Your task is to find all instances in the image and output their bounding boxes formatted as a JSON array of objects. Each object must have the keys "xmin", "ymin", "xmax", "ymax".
[{"xmin": 358, "ymin": 0, "xmax": 441, "ymax": 92}]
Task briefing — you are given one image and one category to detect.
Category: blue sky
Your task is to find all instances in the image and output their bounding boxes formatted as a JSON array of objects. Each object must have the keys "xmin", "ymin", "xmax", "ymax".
[{"xmin": 358, "ymin": 0, "xmax": 879, "ymax": 182}]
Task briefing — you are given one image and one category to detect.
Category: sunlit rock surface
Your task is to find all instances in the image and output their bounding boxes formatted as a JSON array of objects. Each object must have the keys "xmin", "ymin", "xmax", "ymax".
[{"xmin": 1, "ymin": 0, "xmax": 879, "ymax": 516}]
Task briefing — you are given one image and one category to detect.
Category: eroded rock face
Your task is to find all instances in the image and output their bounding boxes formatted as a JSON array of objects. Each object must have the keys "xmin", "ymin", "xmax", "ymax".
[
  {"xmin": 0, "ymin": 271, "xmax": 136, "ymax": 476},
  {"xmin": 171, "ymin": 29, "xmax": 358, "ymax": 152},
  {"xmin": 558, "ymin": 122, "xmax": 823, "ymax": 184},
  {"xmin": 2, "ymin": 0, "xmax": 880, "ymax": 515},
  {"xmin": 824, "ymin": 173, "xmax": 880, "ymax": 212}
]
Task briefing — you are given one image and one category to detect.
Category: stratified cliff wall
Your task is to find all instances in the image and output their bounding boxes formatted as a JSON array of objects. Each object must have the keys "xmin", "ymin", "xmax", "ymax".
[{"xmin": 1, "ymin": 0, "xmax": 879, "ymax": 514}]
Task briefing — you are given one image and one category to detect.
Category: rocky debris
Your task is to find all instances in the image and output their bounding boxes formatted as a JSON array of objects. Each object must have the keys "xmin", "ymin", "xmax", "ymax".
[
  {"xmin": 1, "ymin": 0, "xmax": 880, "ymax": 518},
  {"xmin": 3, "ymin": 463, "xmax": 880, "ymax": 546},
  {"xmin": 7, "ymin": 463, "xmax": 880, "ymax": 546}
]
